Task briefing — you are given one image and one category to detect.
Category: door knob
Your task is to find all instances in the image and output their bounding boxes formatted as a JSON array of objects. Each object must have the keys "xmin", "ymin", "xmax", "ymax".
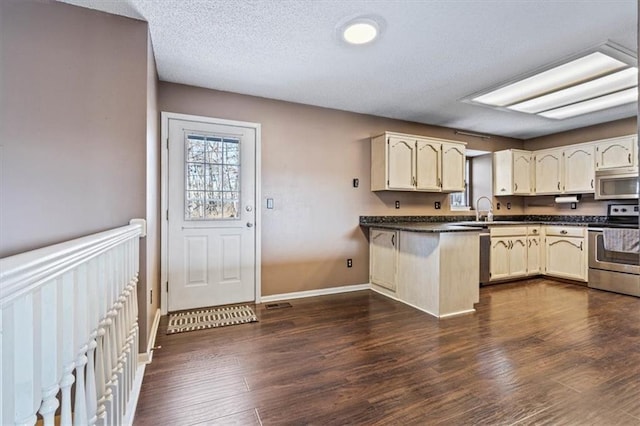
[{"xmin": 246, "ymin": 222, "xmax": 254, "ymax": 228}]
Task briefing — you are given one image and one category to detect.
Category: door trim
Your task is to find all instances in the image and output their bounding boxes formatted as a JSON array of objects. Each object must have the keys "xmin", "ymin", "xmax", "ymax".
[{"xmin": 160, "ymin": 111, "xmax": 262, "ymax": 315}]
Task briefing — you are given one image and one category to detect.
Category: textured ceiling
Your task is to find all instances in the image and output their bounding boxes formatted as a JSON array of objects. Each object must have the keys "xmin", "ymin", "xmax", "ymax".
[{"xmin": 59, "ymin": 0, "xmax": 638, "ymax": 139}]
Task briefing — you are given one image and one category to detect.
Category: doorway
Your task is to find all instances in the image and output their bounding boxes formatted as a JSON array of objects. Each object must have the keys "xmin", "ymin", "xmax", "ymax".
[{"xmin": 161, "ymin": 112, "xmax": 261, "ymax": 313}]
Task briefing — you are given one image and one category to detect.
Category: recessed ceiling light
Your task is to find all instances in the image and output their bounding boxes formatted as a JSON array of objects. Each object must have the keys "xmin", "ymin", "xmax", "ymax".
[
  {"xmin": 343, "ymin": 22, "xmax": 378, "ymax": 44},
  {"xmin": 337, "ymin": 16, "xmax": 384, "ymax": 46}
]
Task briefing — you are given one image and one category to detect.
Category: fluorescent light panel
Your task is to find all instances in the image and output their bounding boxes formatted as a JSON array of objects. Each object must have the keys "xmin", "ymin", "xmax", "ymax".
[
  {"xmin": 473, "ymin": 52, "xmax": 627, "ymax": 107},
  {"xmin": 508, "ymin": 67, "xmax": 638, "ymax": 113},
  {"xmin": 539, "ymin": 87, "xmax": 638, "ymax": 119}
]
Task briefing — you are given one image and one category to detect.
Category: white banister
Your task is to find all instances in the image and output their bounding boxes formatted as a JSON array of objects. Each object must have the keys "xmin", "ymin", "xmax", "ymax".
[{"xmin": 1, "ymin": 219, "xmax": 146, "ymax": 426}]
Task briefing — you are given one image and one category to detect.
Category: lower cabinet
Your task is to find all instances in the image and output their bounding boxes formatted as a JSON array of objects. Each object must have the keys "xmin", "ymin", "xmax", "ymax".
[
  {"xmin": 369, "ymin": 228, "xmax": 398, "ymax": 291},
  {"xmin": 527, "ymin": 235, "xmax": 542, "ymax": 275},
  {"xmin": 489, "ymin": 227, "xmax": 527, "ymax": 281},
  {"xmin": 527, "ymin": 227, "xmax": 542, "ymax": 276},
  {"xmin": 490, "ymin": 225, "xmax": 587, "ymax": 283},
  {"xmin": 544, "ymin": 226, "xmax": 588, "ymax": 282}
]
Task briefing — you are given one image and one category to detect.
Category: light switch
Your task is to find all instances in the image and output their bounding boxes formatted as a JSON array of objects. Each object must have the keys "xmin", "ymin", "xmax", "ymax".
[{"xmin": 266, "ymin": 198, "xmax": 274, "ymax": 209}]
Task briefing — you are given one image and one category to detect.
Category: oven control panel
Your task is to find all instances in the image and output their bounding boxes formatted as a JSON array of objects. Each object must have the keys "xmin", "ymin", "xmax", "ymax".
[{"xmin": 608, "ymin": 203, "xmax": 639, "ymax": 217}]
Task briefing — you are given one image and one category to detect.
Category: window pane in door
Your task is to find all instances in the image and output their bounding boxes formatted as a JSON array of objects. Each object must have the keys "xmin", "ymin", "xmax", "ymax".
[{"xmin": 185, "ymin": 134, "xmax": 241, "ymax": 220}]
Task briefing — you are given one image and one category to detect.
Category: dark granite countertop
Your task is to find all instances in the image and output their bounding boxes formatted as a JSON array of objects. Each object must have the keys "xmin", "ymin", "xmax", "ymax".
[
  {"xmin": 360, "ymin": 215, "xmax": 610, "ymax": 232},
  {"xmin": 363, "ymin": 222, "xmax": 482, "ymax": 233}
]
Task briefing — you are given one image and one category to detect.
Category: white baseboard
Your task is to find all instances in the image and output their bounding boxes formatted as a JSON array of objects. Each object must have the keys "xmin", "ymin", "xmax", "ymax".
[
  {"xmin": 123, "ymin": 363, "xmax": 146, "ymax": 426},
  {"xmin": 260, "ymin": 283, "xmax": 370, "ymax": 303},
  {"xmin": 138, "ymin": 308, "xmax": 161, "ymax": 364}
]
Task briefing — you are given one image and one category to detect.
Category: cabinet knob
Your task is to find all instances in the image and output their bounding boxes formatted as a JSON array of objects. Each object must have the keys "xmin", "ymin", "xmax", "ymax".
[
  {"xmin": 557, "ymin": 182, "xmax": 560, "ymax": 190},
  {"xmin": 560, "ymin": 230, "xmax": 567, "ymax": 234},
  {"xmin": 514, "ymin": 183, "xmax": 518, "ymax": 191},
  {"xmin": 391, "ymin": 234, "xmax": 395, "ymax": 247},
  {"xmin": 591, "ymin": 179, "xmax": 594, "ymax": 189},
  {"xmin": 629, "ymin": 153, "xmax": 632, "ymax": 164}
]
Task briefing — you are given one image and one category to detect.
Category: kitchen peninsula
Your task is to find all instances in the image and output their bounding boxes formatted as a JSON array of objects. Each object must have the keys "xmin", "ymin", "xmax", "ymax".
[{"xmin": 364, "ymin": 222, "xmax": 481, "ymax": 319}]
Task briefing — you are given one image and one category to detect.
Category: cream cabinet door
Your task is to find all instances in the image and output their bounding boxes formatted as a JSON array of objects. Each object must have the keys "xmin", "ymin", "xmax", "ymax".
[
  {"xmin": 535, "ymin": 149, "xmax": 563, "ymax": 194},
  {"xmin": 490, "ymin": 238, "xmax": 511, "ymax": 281},
  {"xmin": 595, "ymin": 136, "xmax": 636, "ymax": 170},
  {"xmin": 493, "ymin": 150, "xmax": 513, "ymax": 195},
  {"xmin": 370, "ymin": 229, "xmax": 398, "ymax": 291},
  {"xmin": 545, "ymin": 236, "xmax": 586, "ymax": 281},
  {"xmin": 513, "ymin": 151, "xmax": 534, "ymax": 194},
  {"xmin": 441, "ymin": 143, "xmax": 465, "ymax": 192},
  {"xmin": 387, "ymin": 136, "xmax": 416, "ymax": 190},
  {"xmin": 509, "ymin": 238, "xmax": 528, "ymax": 277},
  {"xmin": 416, "ymin": 140, "xmax": 441, "ymax": 191},
  {"xmin": 564, "ymin": 145, "xmax": 595, "ymax": 193},
  {"xmin": 527, "ymin": 236, "xmax": 541, "ymax": 275}
]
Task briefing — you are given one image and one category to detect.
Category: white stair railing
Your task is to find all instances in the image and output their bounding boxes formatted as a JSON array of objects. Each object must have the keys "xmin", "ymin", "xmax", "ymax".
[{"xmin": 0, "ymin": 219, "xmax": 146, "ymax": 426}]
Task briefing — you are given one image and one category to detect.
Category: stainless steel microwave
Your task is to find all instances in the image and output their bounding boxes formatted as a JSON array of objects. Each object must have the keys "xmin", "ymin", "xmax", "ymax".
[{"xmin": 594, "ymin": 167, "xmax": 639, "ymax": 200}]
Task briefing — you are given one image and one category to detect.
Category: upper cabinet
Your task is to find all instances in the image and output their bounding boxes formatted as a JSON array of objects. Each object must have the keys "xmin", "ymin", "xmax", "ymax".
[
  {"xmin": 441, "ymin": 142, "xmax": 466, "ymax": 192},
  {"xmin": 563, "ymin": 145, "xmax": 595, "ymax": 193},
  {"xmin": 595, "ymin": 135, "xmax": 637, "ymax": 170},
  {"xmin": 493, "ymin": 149, "xmax": 534, "ymax": 196},
  {"xmin": 371, "ymin": 132, "xmax": 466, "ymax": 192},
  {"xmin": 386, "ymin": 135, "xmax": 416, "ymax": 190},
  {"xmin": 494, "ymin": 134, "xmax": 636, "ymax": 197},
  {"xmin": 415, "ymin": 139, "xmax": 441, "ymax": 190},
  {"xmin": 534, "ymin": 148, "xmax": 563, "ymax": 194}
]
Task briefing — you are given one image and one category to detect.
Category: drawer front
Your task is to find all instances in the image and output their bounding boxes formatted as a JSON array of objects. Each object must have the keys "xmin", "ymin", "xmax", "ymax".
[
  {"xmin": 490, "ymin": 226, "xmax": 528, "ymax": 237},
  {"xmin": 545, "ymin": 226, "xmax": 586, "ymax": 238}
]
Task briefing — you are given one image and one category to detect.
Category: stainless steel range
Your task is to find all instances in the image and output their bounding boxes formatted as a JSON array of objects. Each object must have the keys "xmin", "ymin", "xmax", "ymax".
[{"xmin": 588, "ymin": 203, "xmax": 639, "ymax": 297}]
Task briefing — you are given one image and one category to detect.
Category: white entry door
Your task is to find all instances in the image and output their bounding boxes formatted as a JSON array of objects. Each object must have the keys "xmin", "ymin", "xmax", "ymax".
[{"xmin": 167, "ymin": 117, "xmax": 257, "ymax": 312}]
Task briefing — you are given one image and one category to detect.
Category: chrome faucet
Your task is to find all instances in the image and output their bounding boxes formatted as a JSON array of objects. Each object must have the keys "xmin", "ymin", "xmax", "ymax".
[{"xmin": 475, "ymin": 196, "xmax": 494, "ymax": 222}]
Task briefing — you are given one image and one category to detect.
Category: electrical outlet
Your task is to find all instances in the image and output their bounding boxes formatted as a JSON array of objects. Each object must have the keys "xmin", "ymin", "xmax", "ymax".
[
  {"xmin": 395, "ymin": 200, "xmax": 400, "ymax": 209},
  {"xmin": 571, "ymin": 202, "xmax": 577, "ymax": 209},
  {"xmin": 347, "ymin": 259, "xmax": 353, "ymax": 268},
  {"xmin": 496, "ymin": 202, "xmax": 501, "ymax": 210},
  {"xmin": 506, "ymin": 202, "xmax": 511, "ymax": 210},
  {"xmin": 353, "ymin": 178, "xmax": 359, "ymax": 188},
  {"xmin": 434, "ymin": 201, "xmax": 441, "ymax": 210}
]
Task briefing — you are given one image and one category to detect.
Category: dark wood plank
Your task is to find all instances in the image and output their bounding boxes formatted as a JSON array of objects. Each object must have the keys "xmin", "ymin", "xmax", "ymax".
[{"xmin": 135, "ymin": 279, "xmax": 640, "ymax": 425}]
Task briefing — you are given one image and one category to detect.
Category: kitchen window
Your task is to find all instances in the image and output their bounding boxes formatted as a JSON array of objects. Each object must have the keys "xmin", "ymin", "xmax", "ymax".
[{"xmin": 450, "ymin": 157, "xmax": 471, "ymax": 210}]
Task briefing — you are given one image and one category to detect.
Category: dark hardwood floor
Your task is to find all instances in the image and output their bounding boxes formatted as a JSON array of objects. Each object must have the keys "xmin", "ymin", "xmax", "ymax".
[{"xmin": 135, "ymin": 279, "xmax": 640, "ymax": 425}]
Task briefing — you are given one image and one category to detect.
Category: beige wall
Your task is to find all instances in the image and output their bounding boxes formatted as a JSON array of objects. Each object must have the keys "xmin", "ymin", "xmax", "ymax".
[
  {"xmin": 159, "ymin": 83, "xmax": 522, "ymax": 296},
  {"xmin": 141, "ymin": 31, "xmax": 160, "ymax": 350},
  {"xmin": 0, "ymin": 0, "xmax": 147, "ymax": 256},
  {"xmin": 523, "ymin": 117, "xmax": 637, "ymax": 216},
  {"xmin": 0, "ymin": 0, "xmax": 159, "ymax": 348}
]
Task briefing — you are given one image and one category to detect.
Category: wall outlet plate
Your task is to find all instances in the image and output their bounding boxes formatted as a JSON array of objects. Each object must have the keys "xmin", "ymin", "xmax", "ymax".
[
  {"xmin": 571, "ymin": 202, "xmax": 577, "ymax": 209},
  {"xmin": 434, "ymin": 201, "xmax": 441, "ymax": 209},
  {"xmin": 347, "ymin": 258, "xmax": 353, "ymax": 268},
  {"xmin": 496, "ymin": 202, "xmax": 501, "ymax": 210},
  {"xmin": 506, "ymin": 202, "xmax": 511, "ymax": 210},
  {"xmin": 395, "ymin": 201, "xmax": 400, "ymax": 209},
  {"xmin": 353, "ymin": 178, "xmax": 359, "ymax": 188}
]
